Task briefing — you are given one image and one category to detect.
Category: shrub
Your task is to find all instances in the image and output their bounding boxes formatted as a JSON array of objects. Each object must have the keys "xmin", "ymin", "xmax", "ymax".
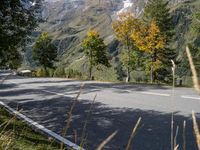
[
  {"xmin": 36, "ymin": 68, "xmax": 47, "ymax": 77},
  {"xmin": 66, "ymin": 68, "xmax": 82, "ymax": 79},
  {"xmin": 47, "ymin": 68, "xmax": 55, "ymax": 77},
  {"xmin": 130, "ymin": 71, "xmax": 147, "ymax": 83},
  {"xmin": 53, "ymin": 67, "xmax": 66, "ymax": 78}
]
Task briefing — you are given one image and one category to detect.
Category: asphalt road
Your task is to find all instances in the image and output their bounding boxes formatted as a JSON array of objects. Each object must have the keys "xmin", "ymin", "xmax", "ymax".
[{"xmin": 0, "ymin": 70, "xmax": 200, "ymax": 150}]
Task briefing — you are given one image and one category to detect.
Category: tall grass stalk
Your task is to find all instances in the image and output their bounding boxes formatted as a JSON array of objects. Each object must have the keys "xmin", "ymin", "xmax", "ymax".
[
  {"xmin": 186, "ymin": 46, "xmax": 200, "ymax": 95},
  {"xmin": 60, "ymin": 84, "xmax": 84, "ymax": 150},
  {"xmin": 186, "ymin": 46, "xmax": 200, "ymax": 150},
  {"xmin": 192, "ymin": 111, "xmax": 200, "ymax": 150},
  {"xmin": 183, "ymin": 121, "xmax": 186, "ymax": 150},
  {"xmin": 171, "ymin": 59, "xmax": 176, "ymax": 150},
  {"xmin": 0, "ymin": 72, "xmax": 13, "ymax": 84},
  {"xmin": 73, "ymin": 129, "xmax": 77, "ymax": 144},
  {"xmin": 95, "ymin": 130, "xmax": 118, "ymax": 150},
  {"xmin": 125, "ymin": 117, "xmax": 142, "ymax": 150},
  {"xmin": 80, "ymin": 94, "xmax": 97, "ymax": 148},
  {"xmin": 174, "ymin": 145, "xmax": 179, "ymax": 150},
  {"xmin": 174, "ymin": 126, "xmax": 179, "ymax": 149}
]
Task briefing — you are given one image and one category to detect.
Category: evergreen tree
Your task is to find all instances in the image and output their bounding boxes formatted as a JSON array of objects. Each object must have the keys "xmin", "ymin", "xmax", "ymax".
[
  {"xmin": 192, "ymin": 12, "xmax": 200, "ymax": 33},
  {"xmin": 0, "ymin": 0, "xmax": 41, "ymax": 68},
  {"xmin": 143, "ymin": 0, "xmax": 177, "ymax": 82},
  {"xmin": 32, "ymin": 32, "xmax": 57, "ymax": 71},
  {"xmin": 82, "ymin": 29, "xmax": 110, "ymax": 80},
  {"xmin": 180, "ymin": 10, "xmax": 200, "ymax": 76},
  {"xmin": 177, "ymin": 44, "xmax": 200, "ymax": 78}
]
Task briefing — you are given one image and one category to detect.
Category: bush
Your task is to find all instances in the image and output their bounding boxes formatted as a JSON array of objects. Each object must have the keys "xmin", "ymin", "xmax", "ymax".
[
  {"xmin": 53, "ymin": 67, "xmax": 66, "ymax": 78},
  {"xmin": 36, "ymin": 68, "xmax": 47, "ymax": 77},
  {"xmin": 47, "ymin": 68, "xmax": 55, "ymax": 77},
  {"xmin": 130, "ymin": 71, "xmax": 147, "ymax": 83},
  {"xmin": 66, "ymin": 68, "xmax": 82, "ymax": 79}
]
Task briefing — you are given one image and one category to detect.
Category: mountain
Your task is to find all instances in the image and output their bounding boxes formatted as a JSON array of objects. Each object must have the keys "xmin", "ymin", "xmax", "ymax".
[{"xmin": 24, "ymin": 0, "xmax": 200, "ymax": 83}]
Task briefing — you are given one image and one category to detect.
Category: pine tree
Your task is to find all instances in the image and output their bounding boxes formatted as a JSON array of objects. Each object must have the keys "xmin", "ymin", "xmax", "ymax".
[
  {"xmin": 32, "ymin": 32, "xmax": 57, "ymax": 71},
  {"xmin": 143, "ymin": 0, "xmax": 177, "ymax": 82},
  {"xmin": 82, "ymin": 29, "xmax": 110, "ymax": 80},
  {"xmin": 0, "ymin": 0, "xmax": 41, "ymax": 68},
  {"xmin": 192, "ymin": 12, "xmax": 200, "ymax": 34}
]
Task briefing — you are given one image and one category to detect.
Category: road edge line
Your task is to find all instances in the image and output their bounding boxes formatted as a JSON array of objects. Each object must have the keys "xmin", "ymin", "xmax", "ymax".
[
  {"xmin": 140, "ymin": 91, "xmax": 170, "ymax": 97},
  {"xmin": 181, "ymin": 96, "xmax": 200, "ymax": 100},
  {"xmin": 0, "ymin": 101, "xmax": 85, "ymax": 150}
]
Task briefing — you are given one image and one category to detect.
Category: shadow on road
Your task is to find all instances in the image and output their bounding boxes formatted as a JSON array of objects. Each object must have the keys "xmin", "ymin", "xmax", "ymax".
[
  {"xmin": 0, "ymin": 74, "xmax": 172, "ymax": 99},
  {"xmin": 7, "ymin": 96, "xmax": 198, "ymax": 150},
  {"xmin": 39, "ymin": 82, "xmax": 170, "ymax": 96},
  {"xmin": 0, "ymin": 83, "xmax": 17, "ymax": 90}
]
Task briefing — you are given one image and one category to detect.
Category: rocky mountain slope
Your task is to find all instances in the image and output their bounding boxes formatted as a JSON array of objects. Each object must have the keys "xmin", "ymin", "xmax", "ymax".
[
  {"xmin": 24, "ymin": 0, "xmax": 200, "ymax": 82},
  {"xmin": 37, "ymin": 0, "xmax": 147, "ymax": 64}
]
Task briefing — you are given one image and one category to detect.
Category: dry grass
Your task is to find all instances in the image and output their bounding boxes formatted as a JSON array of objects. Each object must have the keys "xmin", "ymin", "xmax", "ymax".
[
  {"xmin": 183, "ymin": 121, "xmax": 186, "ymax": 150},
  {"xmin": 60, "ymin": 84, "xmax": 84, "ymax": 150},
  {"xmin": 192, "ymin": 111, "xmax": 200, "ymax": 150},
  {"xmin": 174, "ymin": 145, "xmax": 179, "ymax": 150},
  {"xmin": 95, "ymin": 130, "xmax": 118, "ymax": 150},
  {"xmin": 0, "ymin": 71, "xmax": 13, "ymax": 84},
  {"xmin": 186, "ymin": 46, "xmax": 200, "ymax": 150},
  {"xmin": 186, "ymin": 46, "xmax": 200, "ymax": 95},
  {"xmin": 80, "ymin": 94, "xmax": 97, "ymax": 148},
  {"xmin": 0, "ymin": 107, "xmax": 60, "ymax": 150},
  {"xmin": 171, "ymin": 59, "xmax": 176, "ymax": 150},
  {"xmin": 95, "ymin": 117, "xmax": 142, "ymax": 150},
  {"xmin": 125, "ymin": 117, "xmax": 142, "ymax": 150},
  {"xmin": 174, "ymin": 126, "xmax": 179, "ymax": 150},
  {"xmin": 0, "ymin": 131, "xmax": 15, "ymax": 150}
]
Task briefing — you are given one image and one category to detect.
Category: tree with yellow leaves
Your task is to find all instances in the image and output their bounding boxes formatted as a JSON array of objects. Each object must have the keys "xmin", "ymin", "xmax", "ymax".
[
  {"xmin": 82, "ymin": 29, "xmax": 110, "ymax": 80},
  {"xmin": 131, "ymin": 21, "xmax": 165, "ymax": 83},
  {"xmin": 112, "ymin": 12, "xmax": 141, "ymax": 82}
]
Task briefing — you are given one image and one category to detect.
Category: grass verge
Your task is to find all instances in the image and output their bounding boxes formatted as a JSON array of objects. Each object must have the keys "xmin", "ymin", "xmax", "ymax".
[{"xmin": 0, "ymin": 106, "xmax": 61, "ymax": 150}]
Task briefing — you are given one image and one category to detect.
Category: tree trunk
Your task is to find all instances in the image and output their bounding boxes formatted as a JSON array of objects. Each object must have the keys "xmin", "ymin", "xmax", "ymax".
[
  {"xmin": 126, "ymin": 42, "xmax": 131, "ymax": 83},
  {"xmin": 89, "ymin": 49, "xmax": 93, "ymax": 80},
  {"xmin": 150, "ymin": 57, "xmax": 154, "ymax": 83},
  {"xmin": 44, "ymin": 66, "xmax": 47, "ymax": 76},
  {"xmin": 126, "ymin": 68, "xmax": 130, "ymax": 83},
  {"xmin": 150, "ymin": 65, "xmax": 153, "ymax": 83},
  {"xmin": 89, "ymin": 64, "xmax": 92, "ymax": 80}
]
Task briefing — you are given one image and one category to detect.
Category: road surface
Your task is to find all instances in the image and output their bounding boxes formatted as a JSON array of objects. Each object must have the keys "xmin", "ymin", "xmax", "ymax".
[{"xmin": 0, "ymin": 70, "xmax": 200, "ymax": 150}]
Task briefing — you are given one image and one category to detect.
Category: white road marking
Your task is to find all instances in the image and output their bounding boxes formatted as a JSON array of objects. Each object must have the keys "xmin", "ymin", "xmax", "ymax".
[
  {"xmin": 7, "ymin": 80, "xmax": 17, "ymax": 84},
  {"xmin": 18, "ymin": 99, "xmax": 48, "ymax": 104},
  {"xmin": 0, "ymin": 101, "xmax": 85, "ymax": 150},
  {"xmin": 181, "ymin": 96, "xmax": 200, "ymax": 100},
  {"xmin": 140, "ymin": 91, "xmax": 170, "ymax": 97},
  {"xmin": 42, "ymin": 90, "xmax": 82, "ymax": 100},
  {"xmin": 42, "ymin": 90, "xmax": 72, "ymax": 97}
]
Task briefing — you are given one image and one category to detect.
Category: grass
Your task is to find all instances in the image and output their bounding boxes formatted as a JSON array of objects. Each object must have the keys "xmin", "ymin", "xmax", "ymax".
[
  {"xmin": 186, "ymin": 46, "xmax": 200, "ymax": 150},
  {"xmin": 0, "ymin": 106, "xmax": 61, "ymax": 150}
]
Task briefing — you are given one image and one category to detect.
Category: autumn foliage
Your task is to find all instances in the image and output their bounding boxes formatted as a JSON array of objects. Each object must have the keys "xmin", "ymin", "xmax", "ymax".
[
  {"xmin": 112, "ymin": 12, "xmax": 166, "ymax": 83},
  {"xmin": 112, "ymin": 12, "xmax": 141, "ymax": 82},
  {"xmin": 131, "ymin": 21, "xmax": 165, "ymax": 54},
  {"xmin": 131, "ymin": 21, "xmax": 166, "ymax": 82}
]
